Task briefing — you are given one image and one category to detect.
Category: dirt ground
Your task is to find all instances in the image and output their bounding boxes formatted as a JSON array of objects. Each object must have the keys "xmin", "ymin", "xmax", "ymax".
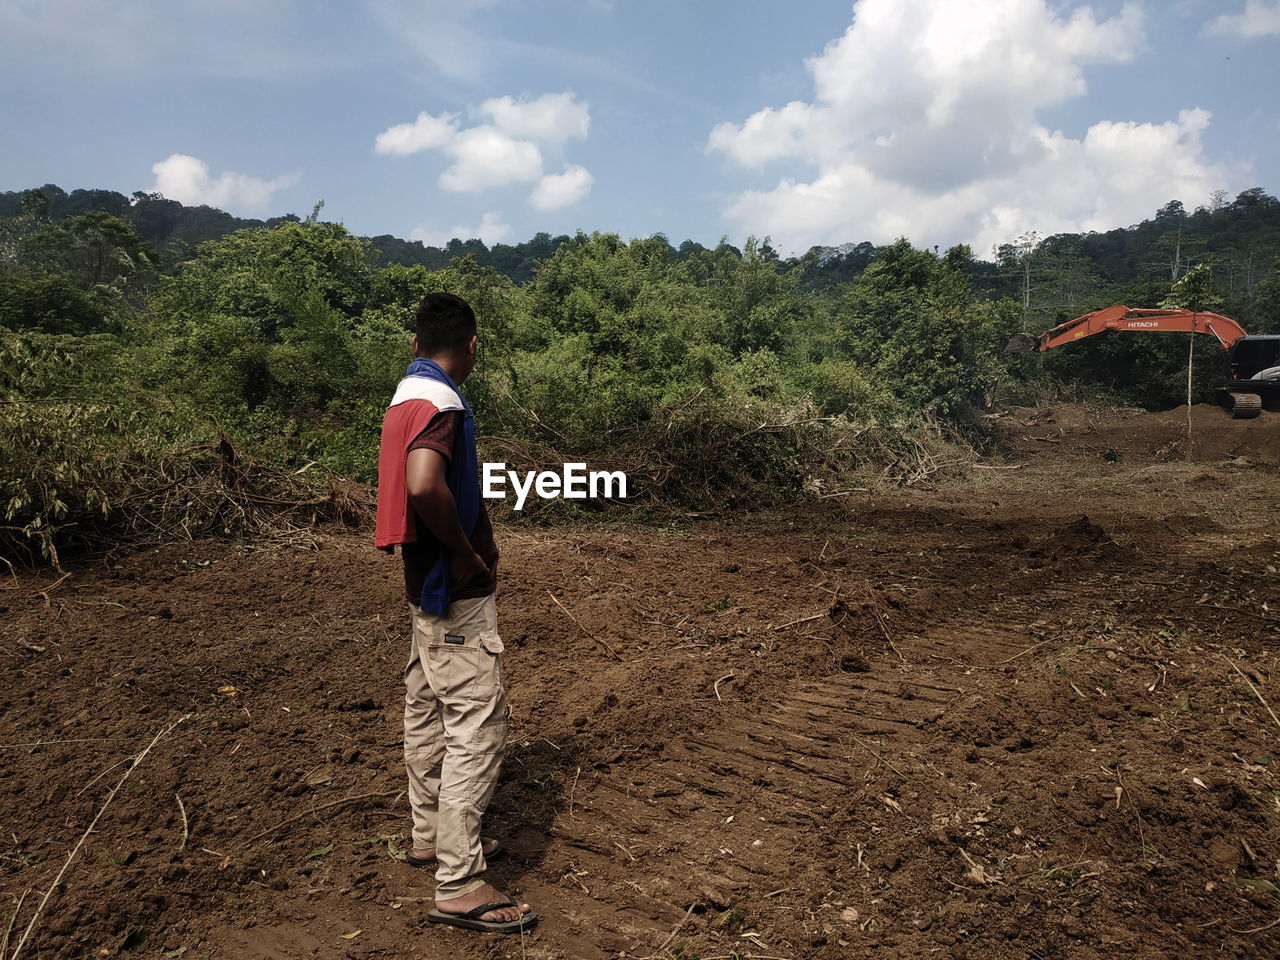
[{"xmin": 3, "ymin": 402, "xmax": 1279, "ymax": 960}]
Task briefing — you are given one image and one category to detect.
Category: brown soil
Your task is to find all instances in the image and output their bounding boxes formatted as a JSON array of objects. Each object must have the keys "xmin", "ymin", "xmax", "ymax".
[{"xmin": 2, "ymin": 402, "xmax": 1279, "ymax": 960}]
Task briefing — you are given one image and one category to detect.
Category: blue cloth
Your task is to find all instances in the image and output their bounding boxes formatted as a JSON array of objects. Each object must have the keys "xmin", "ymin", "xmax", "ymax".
[{"xmin": 405, "ymin": 357, "xmax": 479, "ymax": 615}]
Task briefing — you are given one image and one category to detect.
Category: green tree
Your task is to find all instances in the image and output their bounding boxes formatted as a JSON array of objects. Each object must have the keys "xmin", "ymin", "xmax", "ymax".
[
  {"xmin": 0, "ymin": 189, "xmax": 51, "ymax": 276},
  {"xmin": 32, "ymin": 211, "xmax": 156, "ymax": 290},
  {"xmin": 838, "ymin": 239, "xmax": 1009, "ymax": 421},
  {"xmin": 1160, "ymin": 262, "xmax": 1224, "ymax": 312},
  {"xmin": 0, "ymin": 275, "xmax": 111, "ymax": 334},
  {"xmin": 152, "ymin": 220, "xmax": 378, "ymax": 412},
  {"xmin": 1256, "ymin": 256, "xmax": 1280, "ymax": 333}
]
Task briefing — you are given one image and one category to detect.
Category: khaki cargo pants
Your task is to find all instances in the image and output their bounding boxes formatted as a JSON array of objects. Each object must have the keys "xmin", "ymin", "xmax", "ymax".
[{"xmin": 404, "ymin": 594, "xmax": 508, "ymax": 899}]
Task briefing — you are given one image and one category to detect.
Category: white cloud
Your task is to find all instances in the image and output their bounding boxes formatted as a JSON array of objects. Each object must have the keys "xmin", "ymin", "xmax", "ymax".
[
  {"xmin": 150, "ymin": 154, "xmax": 299, "ymax": 212},
  {"xmin": 707, "ymin": 101, "xmax": 814, "ymax": 169},
  {"xmin": 374, "ymin": 93, "xmax": 593, "ymax": 202},
  {"xmin": 410, "ymin": 211, "xmax": 513, "ymax": 247},
  {"xmin": 708, "ymin": 0, "xmax": 1239, "ymax": 254},
  {"xmin": 1207, "ymin": 0, "xmax": 1280, "ymax": 37},
  {"xmin": 478, "ymin": 92, "xmax": 590, "ymax": 142},
  {"xmin": 530, "ymin": 164, "xmax": 594, "ymax": 210},
  {"xmin": 374, "ymin": 111, "xmax": 458, "ymax": 155},
  {"xmin": 373, "ymin": 111, "xmax": 544, "ymax": 192},
  {"xmin": 439, "ymin": 125, "xmax": 545, "ymax": 192}
]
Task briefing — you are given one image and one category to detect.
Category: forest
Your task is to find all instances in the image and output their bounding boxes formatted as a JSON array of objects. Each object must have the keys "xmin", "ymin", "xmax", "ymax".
[{"xmin": 2, "ymin": 183, "xmax": 1279, "ymax": 563}]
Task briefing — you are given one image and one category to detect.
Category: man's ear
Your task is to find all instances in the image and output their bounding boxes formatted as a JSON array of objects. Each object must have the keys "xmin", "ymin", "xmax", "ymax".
[
  {"xmin": 466, "ymin": 334, "xmax": 477, "ymax": 359},
  {"xmin": 410, "ymin": 334, "xmax": 419, "ymax": 356}
]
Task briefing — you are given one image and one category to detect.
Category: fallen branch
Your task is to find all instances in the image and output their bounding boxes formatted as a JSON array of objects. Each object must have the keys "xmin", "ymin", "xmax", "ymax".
[
  {"xmin": 985, "ymin": 637, "xmax": 1052, "ymax": 666},
  {"xmin": 2, "ymin": 890, "xmax": 28, "ymax": 960},
  {"xmin": 1225, "ymin": 657, "xmax": 1280, "ymax": 733},
  {"xmin": 652, "ymin": 903, "xmax": 696, "ymax": 957},
  {"xmin": 770, "ymin": 612, "xmax": 826, "ymax": 632},
  {"xmin": 547, "ymin": 590, "xmax": 621, "ymax": 661},
  {"xmin": 713, "ymin": 674, "xmax": 736, "ymax": 701},
  {"xmin": 1201, "ymin": 602, "xmax": 1279, "ymax": 624},
  {"xmin": 28, "ymin": 572, "xmax": 70, "ymax": 599},
  {"xmin": 851, "ymin": 736, "xmax": 906, "ymax": 776},
  {"xmin": 862, "ymin": 587, "xmax": 907, "ymax": 664},
  {"xmin": 568, "ymin": 766, "xmax": 581, "ymax": 820},
  {"xmin": 9, "ymin": 713, "xmax": 190, "ymax": 960},
  {"xmin": 1229, "ymin": 913, "xmax": 1280, "ymax": 935},
  {"xmin": 175, "ymin": 794, "xmax": 189, "ymax": 851}
]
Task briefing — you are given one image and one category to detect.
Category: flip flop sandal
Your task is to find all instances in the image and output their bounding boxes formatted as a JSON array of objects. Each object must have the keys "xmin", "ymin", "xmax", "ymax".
[
  {"xmin": 406, "ymin": 839, "xmax": 505, "ymax": 868},
  {"xmin": 427, "ymin": 899, "xmax": 537, "ymax": 934}
]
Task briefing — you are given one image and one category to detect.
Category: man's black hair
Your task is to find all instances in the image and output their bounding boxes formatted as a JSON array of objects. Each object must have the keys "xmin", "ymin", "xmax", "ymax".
[{"xmin": 414, "ymin": 292, "xmax": 476, "ymax": 355}]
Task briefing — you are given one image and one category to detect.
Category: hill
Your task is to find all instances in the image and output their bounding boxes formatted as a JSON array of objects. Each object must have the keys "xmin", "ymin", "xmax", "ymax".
[{"xmin": 4, "ymin": 184, "xmax": 1278, "ymax": 307}]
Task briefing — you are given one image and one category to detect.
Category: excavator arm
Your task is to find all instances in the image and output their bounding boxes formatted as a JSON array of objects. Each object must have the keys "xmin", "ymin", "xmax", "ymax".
[
  {"xmin": 1003, "ymin": 305, "xmax": 1248, "ymax": 355},
  {"xmin": 1003, "ymin": 304, "xmax": 1268, "ymax": 419}
]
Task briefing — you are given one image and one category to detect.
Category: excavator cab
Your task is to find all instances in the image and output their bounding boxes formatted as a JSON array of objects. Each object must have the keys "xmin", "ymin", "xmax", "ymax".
[
  {"xmin": 1226, "ymin": 335, "xmax": 1280, "ymax": 384},
  {"xmin": 1224, "ymin": 336, "xmax": 1280, "ymax": 417}
]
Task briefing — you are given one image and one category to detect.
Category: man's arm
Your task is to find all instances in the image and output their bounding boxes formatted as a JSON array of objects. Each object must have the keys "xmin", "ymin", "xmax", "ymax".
[{"xmin": 405, "ymin": 447, "xmax": 489, "ymax": 588}]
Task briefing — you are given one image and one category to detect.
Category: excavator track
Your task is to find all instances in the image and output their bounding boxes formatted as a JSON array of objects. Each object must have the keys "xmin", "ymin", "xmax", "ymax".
[{"xmin": 1228, "ymin": 392, "xmax": 1262, "ymax": 419}]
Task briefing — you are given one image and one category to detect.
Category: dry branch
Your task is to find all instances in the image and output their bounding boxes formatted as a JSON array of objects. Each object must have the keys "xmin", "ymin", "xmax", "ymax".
[
  {"xmin": 175, "ymin": 794, "xmax": 189, "ymax": 851},
  {"xmin": 852, "ymin": 737, "xmax": 907, "ymax": 776},
  {"xmin": 1225, "ymin": 657, "xmax": 1280, "ymax": 733},
  {"xmin": 713, "ymin": 674, "xmax": 736, "ymax": 701},
  {"xmin": 652, "ymin": 903, "xmax": 696, "ymax": 957},
  {"xmin": 8, "ymin": 713, "xmax": 190, "ymax": 960},
  {"xmin": 771, "ymin": 612, "xmax": 827, "ymax": 632},
  {"xmin": 547, "ymin": 590, "xmax": 621, "ymax": 661},
  {"xmin": 1, "ymin": 891, "xmax": 28, "ymax": 960}
]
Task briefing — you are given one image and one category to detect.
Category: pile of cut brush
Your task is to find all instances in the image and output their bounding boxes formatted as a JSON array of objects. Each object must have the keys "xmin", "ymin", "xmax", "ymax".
[
  {"xmin": 1, "ymin": 411, "xmax": 371, "ymax": 567},
  {"xmin": 480, "ymin": 396, "xmax": 977, "ymax": 522}
]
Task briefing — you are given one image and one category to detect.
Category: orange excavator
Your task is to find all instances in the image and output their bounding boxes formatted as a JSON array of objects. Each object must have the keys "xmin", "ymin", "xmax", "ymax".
[{"xmin": 1004, "ymin": 305, "xmax": 1280, "ymax": 419}]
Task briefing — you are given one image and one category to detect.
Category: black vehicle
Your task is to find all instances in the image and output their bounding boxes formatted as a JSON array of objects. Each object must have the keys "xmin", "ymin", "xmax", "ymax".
[{"xmin": 1223, "ymin": 335, "xmax": 1280, "ymax": 418}]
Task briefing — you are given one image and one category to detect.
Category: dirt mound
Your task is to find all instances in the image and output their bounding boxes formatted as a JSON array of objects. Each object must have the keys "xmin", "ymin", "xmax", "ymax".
[
  {"xmin": 1007, "ymin": 402, "xmax": 1280, "ymax": 463},
  {"xmin": 3, "ymin": 420, "xmax": 1280, "ymax": 960}
]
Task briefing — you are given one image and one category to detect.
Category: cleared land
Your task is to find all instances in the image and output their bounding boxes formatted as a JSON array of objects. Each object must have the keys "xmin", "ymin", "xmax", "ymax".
[{"xmin": 2, "ymin": 403, "xmax": 1279, "ymax": 960}]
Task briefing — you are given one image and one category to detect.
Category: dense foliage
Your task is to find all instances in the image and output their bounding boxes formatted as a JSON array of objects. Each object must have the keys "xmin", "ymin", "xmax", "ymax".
[{"xmin": 2, "ymin": 184, "xmax": 1279, "ymax": 561}]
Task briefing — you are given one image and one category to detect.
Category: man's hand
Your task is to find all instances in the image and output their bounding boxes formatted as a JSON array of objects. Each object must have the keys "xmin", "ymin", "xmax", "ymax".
[
  {"xmin": 407, "ymin": 445, "xmax": 488, "ymax": 595},
  {"xmin": 448, "ymin": 548, "xmax": 490, "ymax": 592}
]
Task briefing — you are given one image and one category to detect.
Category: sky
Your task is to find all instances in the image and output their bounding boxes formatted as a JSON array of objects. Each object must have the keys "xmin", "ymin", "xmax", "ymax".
[{"xmin": 1, "ymin": 0, "xmax": 1278, "ymax": 257}]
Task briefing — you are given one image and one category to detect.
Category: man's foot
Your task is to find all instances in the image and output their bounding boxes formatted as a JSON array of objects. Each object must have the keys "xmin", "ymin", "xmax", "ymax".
[
  {"xmin": 409, "ymin": 836, "xmax": 501, "ymax": 864},
  {"xmin": 434, "ymin": 882, "xmax": 533, "ymax": 926}
]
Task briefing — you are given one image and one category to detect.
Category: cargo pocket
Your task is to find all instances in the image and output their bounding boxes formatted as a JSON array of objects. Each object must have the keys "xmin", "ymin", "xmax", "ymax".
[
  {"xmin": 425, "ymin": 640, "xmax": 483, "ymax": 702},
  {"xmin": 477, "ymin": 633, "xmax": 504, "ymax": 697}
]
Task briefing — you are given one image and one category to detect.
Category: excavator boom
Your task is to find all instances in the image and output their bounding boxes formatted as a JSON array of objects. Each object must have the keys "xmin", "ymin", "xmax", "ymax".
[
  {"xmin": 1003, "ymin": 305, "xmax": 1248, "ymax": 355},
  {"xmin": 1003, "ymin": 304, "xmax": 1274, "ymax": 419}
]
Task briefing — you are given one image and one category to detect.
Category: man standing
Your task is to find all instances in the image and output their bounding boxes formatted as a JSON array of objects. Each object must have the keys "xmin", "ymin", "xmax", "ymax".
[{"xmin": 375, "ymin": 292, "xmax": 536, "ymax": 934}]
